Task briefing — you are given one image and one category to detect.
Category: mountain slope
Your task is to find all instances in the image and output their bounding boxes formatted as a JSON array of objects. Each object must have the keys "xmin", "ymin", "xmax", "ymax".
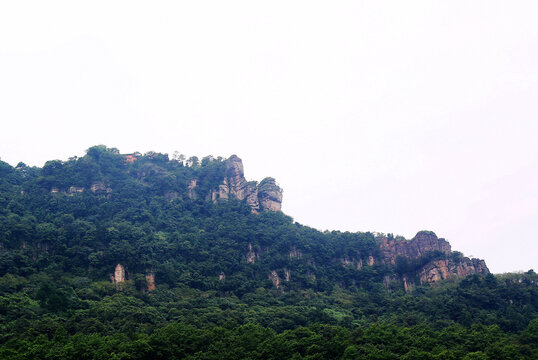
[
  {"xmin": 0, "ymin": 145, "xmax": 536, "ymax": 359},
  {"xmin": 0, "ymin": 146, "xmax": 487, "ymax": 294}
]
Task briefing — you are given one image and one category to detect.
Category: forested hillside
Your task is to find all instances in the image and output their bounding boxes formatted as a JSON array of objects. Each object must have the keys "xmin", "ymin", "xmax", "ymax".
[{"xmin": 0, "ymin": 146, "xmax": 536, "ymax": 359}]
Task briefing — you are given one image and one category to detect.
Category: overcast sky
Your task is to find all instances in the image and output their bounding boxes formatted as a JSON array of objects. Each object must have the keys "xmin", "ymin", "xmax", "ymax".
[{"xmin": 1, "ymin": 1, "xmax": 537, "ymax": 273}]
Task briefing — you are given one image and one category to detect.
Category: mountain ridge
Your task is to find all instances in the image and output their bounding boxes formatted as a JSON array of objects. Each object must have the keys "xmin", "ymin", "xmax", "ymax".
[
  {"xmin": 0, "ymin": 145, "xmax": 488, "ymax": 293},
  {"xmin": 1, "ymin": 145, "xmax": 537, "ymax": 359}
]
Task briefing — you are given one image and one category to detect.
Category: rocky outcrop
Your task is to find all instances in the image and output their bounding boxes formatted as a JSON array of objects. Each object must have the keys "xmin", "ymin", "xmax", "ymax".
[
  {"xmin": 377, "ymin": 231, "xmax": 489, "ymax": 287},
  {"xmin": 68, "ymin": 186, "xmax": 84, "ymax": 194},
  {"xmin": 403, "ymin": 276, "xmax": 414, "ymax": 293},
  {"xmin": 218, "ymin": 180, "xmax": 229, "ymax": 201},
  {"xmin": 192, "ymin": 155, "xmax": 282, "ymax": 213},
  {"xmin": 245, "ymin": 183, "xmax": 260, "ymax": 212},
  {"xmin": 419, "ymin": 257, "xmax": 489, "ymax": 285},
  {"xmin": 91, "ymin": 182, "xmax": 112, "ymax": 194},
  {"xmin": 379, "ymin": 231, "xmax": 451, "ymax": 265},
  {"xmin": 269, "ymin": 270, "xmax": 281, "ymax": 289},
  {"xmin": 188, "ymin": 179, "xmax": 198, "ymax": 199},
  {"xmin": 114, "ymin": 264, "xmax": 126, "ymax": 283},
  {"xmin": 284, "ymin": 269, "xmax": 291, "ymax": 282},
  {"xmin": 336, "ymin": 231, "xmax": 489, "ymax": 290},
  {"xmin": 219, "ymin": 272, "xmax": 226, "ymax": 281},
  {"xmin": 246, "ymin": 243, "xmax": 258, "ymax": 263},
  {"xmin": 258, "ymin": 177, "xmax": 283, "ymax": 212},
  {"xmin": 145, "ymin": 272, "xmax": 156, "ymax": 291},
  {"xmin": 420, "ymin": 258, "xmax": 489, "ymax": 285},
  {"xmin": 225, "ymin": 155, "xmax": 249, "ymax": 200}
]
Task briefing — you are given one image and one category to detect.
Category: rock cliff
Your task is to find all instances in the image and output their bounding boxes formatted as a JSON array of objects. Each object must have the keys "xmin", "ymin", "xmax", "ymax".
[
  {"xmin": 191, "ymin": 155, "xmax": 283, "ymax": 213},
  {"xmin": 378, "ymin": 231, "xmax": 489, "ymax": 288},
  {"xmin": 419, "ymin": 257, "xmax": 489, "ymax": 285},
  {"xmin": 258, "ymin": 177, "xmax": 283, "ymax": 212},
  {"xmin": 224, "ymin": 155, "xmax": 250, "ymax": 200},
  {"xmin": 331, "ymin": 231, "xmax": 488, "ymax": 291},
  {"xmin": 379, "ymin": 231, "xmax": 451, "ymax": 265}
]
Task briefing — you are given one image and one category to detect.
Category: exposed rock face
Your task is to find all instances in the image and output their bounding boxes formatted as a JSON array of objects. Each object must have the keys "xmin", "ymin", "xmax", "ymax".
[
  {"xmin": 419, "ymin": 258, "xmax": 489, "ymax": 285},
  {"xmin": 218, "ymin": 180, "xmax": 229, "ymax": 200},
  {"xmin": 145, "ymin": 272, "xmax": 156, "ymax": 291},
  {"xmin": 246, "ymin": 243, "xmax": 258, "ymax": 263},
  {"xmin": 219, "ymin": 272, "xmax": 226, "ymax": 281},
  {"xmin": 193, "ymin": 155, "xmax": 282, "ymax": 213},
  {"xmin": 379, "ymin": 231, "xmax": 451, "ymax": 265},
  {"xmin": 377, "ymin": 231, "xmax": 489, "ymax": 287},
  {"xmin": 245, "ymin": 183, "xmax": 260, "ymax": 212},
  {"xmin": 269, "ymin": 270, "xmax": 280, "ymax": 288},
  {"xmin": 284, "ymin": 269, "xmax": 291, "ymax": 282},
  {"xmin": 217, "ymin": 156, "xmax": 260, "ymax": 210},
  {"xmin": 187, "ymin": 179, "xmax": 198, "ymax": 199},
  {"xmin": 225, "ymin": 155, "xmax": 249, "ymax": 200},
  {"xmin": 289, "ymin": 247, "xmax": 303, "ymax": 258},
  {"xmin": 114, "ymin": 264, "xmax": 126, "ymax": 283},
  {"xmin": 334, "ymin": 231, "xmax": 489, "ymax": 290},
  {"xmin": 91, "ymin": 182, "xmax": 112, "ymax": 194},
  {"xmin": 68, "ymin": 186, "xmax": 84, "ymax": 194},
  {"xmin": 208, "ymin": 190, "xmax": 218, "ymax": 203},
  {"xmin": 258, "ymin": 177, "xmax": 283, "ymax": 212},
  {"xmin": 403, "ymin": 276, "xmax": 414, "ymax": 293}
]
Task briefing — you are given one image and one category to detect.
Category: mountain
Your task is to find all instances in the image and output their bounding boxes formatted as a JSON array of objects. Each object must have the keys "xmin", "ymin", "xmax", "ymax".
[
  {"xmin": 0, "ymin": 145, "xmax": 536, "ymax": 359},
  {"xmin": 0, "ymin": 146, "xmax": 487, "ymax": 293}
]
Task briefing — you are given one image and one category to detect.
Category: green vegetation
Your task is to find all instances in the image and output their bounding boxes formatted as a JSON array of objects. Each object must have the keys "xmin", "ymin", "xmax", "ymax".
[{"xmin": 0, "ymin": 146, "xmax": 536, "ymax": 359}]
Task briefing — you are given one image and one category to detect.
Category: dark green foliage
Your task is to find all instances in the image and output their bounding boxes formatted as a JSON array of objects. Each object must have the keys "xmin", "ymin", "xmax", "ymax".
[{"xmin": 0, "ymin": 146, "xmax": 536, "ymax": 359}]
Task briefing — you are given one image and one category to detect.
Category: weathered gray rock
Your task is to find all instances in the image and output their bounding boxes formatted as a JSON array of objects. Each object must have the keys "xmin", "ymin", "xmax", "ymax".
[
  {"xmin": 378, "ymin": 231, "xmax": 489, "ymax": 287},
  {"xmin": 225, "ymin": 155, "xmax": 249, "ymax": 200},
  {"xmin": 258, "ymin": 177, "xmax": 283, "ymax": 212},
  {"xmin": 208, "ymin": 155, "xmax": 282, "ymax": 213},
  {"xmin": 379, "ymin": 231, "xmax": 451, "ymax": 265}
]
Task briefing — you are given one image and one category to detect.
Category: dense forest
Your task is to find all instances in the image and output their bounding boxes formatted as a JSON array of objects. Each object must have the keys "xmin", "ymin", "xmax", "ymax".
[{"xmin": 0, "ymin": 146, "xmax": 536, "ymax": 359}]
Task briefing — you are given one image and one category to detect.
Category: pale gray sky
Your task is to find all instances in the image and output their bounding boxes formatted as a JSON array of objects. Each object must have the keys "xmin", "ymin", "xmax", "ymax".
[{"xmin": 1, "ymin": 1, "xmax": 537, "ymax": 273}]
